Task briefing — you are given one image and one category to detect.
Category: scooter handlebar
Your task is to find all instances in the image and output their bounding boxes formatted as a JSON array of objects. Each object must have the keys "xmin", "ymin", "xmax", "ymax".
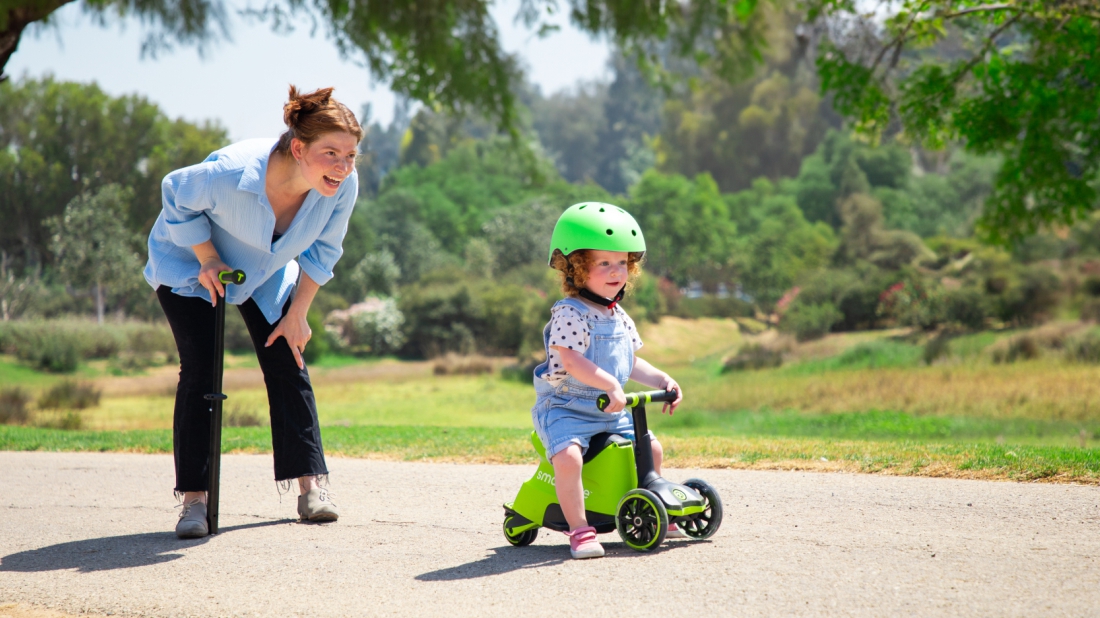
[
  {"xmin": 597, "ymin": 388, "xmax": 678, "ymax": 412},
  {"xmin": 217, "ymin": 269, "xmax": 247, "ymax": 285}
]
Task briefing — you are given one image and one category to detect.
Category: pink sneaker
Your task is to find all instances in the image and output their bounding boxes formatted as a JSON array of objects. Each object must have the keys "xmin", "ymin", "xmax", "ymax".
[
  {"xmin": 666, "ymin": 523, "xmax": 686, "ymax": 539},
  {"xmin": 567, "ymin": 526, "xmax": 605, "ymax": 559}
]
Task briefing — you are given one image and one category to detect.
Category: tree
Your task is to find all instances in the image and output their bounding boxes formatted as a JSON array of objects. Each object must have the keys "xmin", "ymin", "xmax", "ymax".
[
  {"xmin": 726, "ymin": 178, "xmax": 837, "ymax": 305},
  {"xmin": 626, "ymin": 170, "xmax": 738, "ymax": 286},
  {"xmin": 0, "ymin": 77, "xmax": 226, "ymax": 273},
  {"xmin": 4, "ymin": 0, "xmax": 776, "ymax": 134},
  {"xmin": 47, "ymin": 184, "xmax": 143, "ymax": 323},
  {"xmin": 654, "ymin": 4, "xmax": 839, "ymax": 192},
  {"xmin": 811, "ymin": 0, "xmax": 1100, "ymax": 240}
]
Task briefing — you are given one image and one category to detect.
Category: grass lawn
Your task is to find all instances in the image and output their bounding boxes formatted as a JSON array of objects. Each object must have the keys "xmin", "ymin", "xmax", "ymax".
[
  {"xmin": 2, "ymin": 318, "xmax": 1099, "ymax": 483},
  {"xmin": 2, "ymin": 424, "xmax": 1096, "ymax": 484}
]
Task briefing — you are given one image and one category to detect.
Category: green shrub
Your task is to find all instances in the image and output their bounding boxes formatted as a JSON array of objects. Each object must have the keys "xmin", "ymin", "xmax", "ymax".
[
  {"xmin": 432, "ymin": 353, "xmax": 494, "ymax": 375},
  {"xmin": 37, "ymin": 381, "xmax": 101, "ymax": 410},
  {"xmin": 994, "ymin": 265, "xmax": 1061, "ymax": 326},
  {"xmin": 834, "ymin": 340, "xmax": 922, "ymax": 369},
  {"xmin": 794, "ymin": 267, "xmax": 890, "ymax": 331},
  {"xmin": 300, "ymin": 309, "xmax": 330, "ymax": 364},
  {"xmin": 37, "ymin": 410, "xmax": 85, "ymax": 430},
  {"xmin": 223, "ymin": 308, "xmax": 256, "ymax": 354},
  {"xmin": 991, "ymin": 336, "xmax": 1041, "ymax": 364},
  {"xmin": 398, "ymin": 277, "xmax": 547, "ymax": 358},
  {"xmin": 923, "ymin": 333, "xmax": 952, "ymax": 365},
  {"xmin": 326, "ymin": 297, "xmax": 407, "ymax": 356},
  {"xmin": 501, "ymin": 355, "xmax": 543, "ymax": 383},
  {"xmin": 722, "ymin": 344, "xmax": 783, "ymax": 372},
  {"xmin": 1081, "ymin": 298, "xmax": 1100, "ymax": 322},
  {"xmin": 1065, "ymin": 331, "xmax": 1100, "ymax": 363},
  {"xmin": 945, "ymin": 287, "xmax": 988, "ymax": 330},
  {"xmin": 1083, "ymin": 276, "xmax": 1100, "ymax": 297},
  {"xmin": 26, "ymin": 330, "xmax": 82, "ymax": 373},
  {"xmin": 877, "ymin": 279, "xmax": 947, "ymax": 330},
  {"xmin": 674, "ymin": 295, "xmax": 753, "ymax": 319},
  {"xmin": 781, "ymin": 302, "xmax": 842, "ymax": 342},
  {"xmin": 224, "ymin": 403, "xmax": 265, "ymax": 427},
  {"xmin": 0, "ymin": 387, "xmax": 30, "ymax": 425},
  {"xmin": 0, "ymin": 320, "xmax": 177, "ymax": 372}
]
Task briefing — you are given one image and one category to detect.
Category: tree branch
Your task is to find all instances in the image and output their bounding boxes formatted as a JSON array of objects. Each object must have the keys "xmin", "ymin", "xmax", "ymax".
[
  {"xmin": 940, "ymin": 4, "xmax": 1016, "ymax": 19},
  {"xmin": 0, "ymin": 0, "xmax": 77, "ymax": 80}
]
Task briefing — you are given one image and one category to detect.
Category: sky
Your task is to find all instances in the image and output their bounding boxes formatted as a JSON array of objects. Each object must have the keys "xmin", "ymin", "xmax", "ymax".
[{"xmin": 8, "ymin": 0, "xmax": 610, "ymax": 141}]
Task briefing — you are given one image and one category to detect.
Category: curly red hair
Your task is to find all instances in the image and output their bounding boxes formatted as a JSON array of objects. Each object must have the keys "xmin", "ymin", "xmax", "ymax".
[{"xmin": 550, "ymin": 250, "xmax": 644, "ymax": 298}]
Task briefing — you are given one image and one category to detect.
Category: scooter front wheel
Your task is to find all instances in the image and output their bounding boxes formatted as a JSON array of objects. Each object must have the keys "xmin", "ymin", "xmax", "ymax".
[
  {"xmin": 616, "ymin": 488, "xmax": 668, "ymax": 552},
  {"xmin": 680, "ymin": 478, "xmax": 723, "ymax": 540},
  {"xmin": 503, "ymin": 516, "xmax": 538, "ymax": 546}
]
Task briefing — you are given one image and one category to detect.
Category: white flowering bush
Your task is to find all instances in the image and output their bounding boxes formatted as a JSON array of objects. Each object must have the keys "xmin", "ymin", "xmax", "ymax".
[{"xmin": 325, "ymin": 297, "xmax": 406, "ymax": 356}]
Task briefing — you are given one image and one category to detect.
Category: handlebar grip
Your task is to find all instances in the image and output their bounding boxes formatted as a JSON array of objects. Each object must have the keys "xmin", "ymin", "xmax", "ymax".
[
  {"xmin": 218, "ymin": 270, "xmax": 247, "ymax": 285},
  {"xmin": 596, "ymin": 388, "xmax": 678, "ymax": 412}
]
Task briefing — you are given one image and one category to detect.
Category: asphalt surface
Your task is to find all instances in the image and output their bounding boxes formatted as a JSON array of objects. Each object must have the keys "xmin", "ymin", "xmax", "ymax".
[{"xmin": 1, "ymin": 451, "xmax": 1098, "ymax": 617}]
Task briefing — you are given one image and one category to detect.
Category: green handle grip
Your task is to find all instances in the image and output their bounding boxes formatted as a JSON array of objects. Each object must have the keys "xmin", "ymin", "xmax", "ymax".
[
  {"xmin": 596, "ymin": 388, "xmax": 678, "ymax": 412},
  {"xmin": 218, "ymin": 270, "xmax": 247, "ymax": 285}
]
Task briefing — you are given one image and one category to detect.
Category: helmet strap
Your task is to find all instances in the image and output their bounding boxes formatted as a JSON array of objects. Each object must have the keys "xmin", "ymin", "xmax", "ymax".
[{"xmin": 578, "ymin": 285, "xmax": 626, "ymax": 310}]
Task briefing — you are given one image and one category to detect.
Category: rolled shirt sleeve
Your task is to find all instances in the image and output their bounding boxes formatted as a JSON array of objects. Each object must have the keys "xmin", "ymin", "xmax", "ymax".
[
  {"xmin": 161, "ymin": 165, "xmax": 214, "ymax": 248},
  {"xmin": 297, "ymin": 173, "xmax": 358, "ymax": 286}
]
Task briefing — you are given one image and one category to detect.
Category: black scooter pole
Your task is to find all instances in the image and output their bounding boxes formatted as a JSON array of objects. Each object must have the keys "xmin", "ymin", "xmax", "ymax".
[
  {"xmin": 204, "ymin": 269, "xmax": 246, "ymax": 535},
  {"xmin": 596, "ymin": 389, "xmax": 679, "ymax": 489}
]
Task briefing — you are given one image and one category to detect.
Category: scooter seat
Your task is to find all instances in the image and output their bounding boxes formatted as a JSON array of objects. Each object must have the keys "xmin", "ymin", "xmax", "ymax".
[
  {"xmin": 583, "ymin": 432, "xmax": 632, "ymax": 463},
  {"xmin": 529, "ymin": 431, "xmax": 632, "ymax": 463}
]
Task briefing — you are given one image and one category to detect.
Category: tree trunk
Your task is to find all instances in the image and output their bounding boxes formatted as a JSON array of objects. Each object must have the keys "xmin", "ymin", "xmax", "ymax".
[
  {"xmin": 95, "ymin": 279, "xmax": 104, "ymax": 325},
  {"xmin": 1, "ymin": 0, "xmax": 76, "ymax": 80}
]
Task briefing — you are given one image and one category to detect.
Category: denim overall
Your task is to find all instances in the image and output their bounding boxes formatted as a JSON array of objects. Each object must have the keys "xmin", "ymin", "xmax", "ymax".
[{"xmin": 531, "ymin": 297, "xmax": 637, "ymax": 460}]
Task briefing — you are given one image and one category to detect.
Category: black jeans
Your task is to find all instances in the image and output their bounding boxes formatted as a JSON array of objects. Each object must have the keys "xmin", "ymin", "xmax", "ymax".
[{"xmin": 156, "ymin": 286, "xmax": 328, "ymax": 492}]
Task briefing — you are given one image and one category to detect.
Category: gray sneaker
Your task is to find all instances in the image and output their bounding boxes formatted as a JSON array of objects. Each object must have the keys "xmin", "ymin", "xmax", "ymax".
[
  {"xmin": 297, "ymin": 487, "xmax": 339, "ymax": 522},
  {"xmin": 176, "ymin": 500, "xmax": 209, "ymax": 539}
]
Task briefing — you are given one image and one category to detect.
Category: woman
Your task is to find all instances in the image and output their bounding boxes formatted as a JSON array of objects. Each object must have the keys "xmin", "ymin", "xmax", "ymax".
[{"xmin": 144, "ymin": 86, "xmax": 361, "ymax": 538}]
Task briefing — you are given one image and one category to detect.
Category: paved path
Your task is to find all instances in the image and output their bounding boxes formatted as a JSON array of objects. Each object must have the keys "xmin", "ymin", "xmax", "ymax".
[{"xmin": 1, "ymin": 452, "xmax": 1098, "ymax": 617}]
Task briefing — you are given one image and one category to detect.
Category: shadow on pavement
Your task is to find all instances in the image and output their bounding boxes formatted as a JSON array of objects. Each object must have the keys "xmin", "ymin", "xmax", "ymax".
[
  {"xmin": 0, "ymin": 519, "xmax": 292, "ymax": 573},
  {"xmin": 417, "ymin": 539, "xmax": 704, "ymax": 581}
]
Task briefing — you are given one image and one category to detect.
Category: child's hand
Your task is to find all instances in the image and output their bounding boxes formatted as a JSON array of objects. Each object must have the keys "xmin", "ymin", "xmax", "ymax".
[
  {"xmin": 661, "ymin": 379, "xmax": 682, "ymax": 415},
  {"xmin": 602, "ymin": 386, "xmax": 627, "ymax": 413}
]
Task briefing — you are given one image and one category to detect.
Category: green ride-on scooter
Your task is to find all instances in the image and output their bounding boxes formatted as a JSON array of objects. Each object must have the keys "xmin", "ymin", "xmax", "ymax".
[{"xmin": 502, "ymin": 389, "xmax": 723, "ymax": 552}]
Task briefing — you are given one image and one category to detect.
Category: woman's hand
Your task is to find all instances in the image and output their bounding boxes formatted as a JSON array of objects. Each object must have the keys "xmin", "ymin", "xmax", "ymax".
[
  {"xmin": 602, "ymin": 385, "xmax": 628, "ymax": 413},
  {"xmin": 197, "ymin": 258, "xmax": 232, "ymax": 307},
  {"xmin": 660, "ymin": 378, "xmax": 683, "ymax": 415},
  {"xmin": 266, "ymin": 310, "xmax": 311, "ymax": 369}
]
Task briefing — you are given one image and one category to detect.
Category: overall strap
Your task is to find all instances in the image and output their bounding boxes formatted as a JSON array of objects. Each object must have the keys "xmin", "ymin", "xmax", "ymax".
[{"xmin": 553, "ymin": 296, "xmax": 594, "ymax": 317}]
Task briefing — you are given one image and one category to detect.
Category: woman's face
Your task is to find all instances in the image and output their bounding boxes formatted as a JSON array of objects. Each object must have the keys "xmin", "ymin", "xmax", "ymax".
[
  {"xmin": 585, "ymin": 250, "xmax": 629, "ymax": 298},
  {"xmin": 291, "ymin": 132, "xmax": 359, "ymax": 197}
]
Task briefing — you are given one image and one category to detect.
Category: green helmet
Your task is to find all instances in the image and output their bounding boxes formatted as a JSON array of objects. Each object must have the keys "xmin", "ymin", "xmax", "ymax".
[{"xmin": 548, "ymin": 202, "xmax": 646, "ymax": 265}]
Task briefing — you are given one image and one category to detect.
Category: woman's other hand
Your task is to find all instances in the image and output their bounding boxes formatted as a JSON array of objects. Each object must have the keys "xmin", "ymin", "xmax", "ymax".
[{"xmin": 266, "ymin": 310, "xmax": 311, "ymax": 369}]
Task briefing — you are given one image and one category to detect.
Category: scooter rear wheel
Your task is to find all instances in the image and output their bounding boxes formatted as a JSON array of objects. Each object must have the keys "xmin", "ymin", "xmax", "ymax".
[
  {"xmin": 616, "ymin": 488, "xmax": 668, "ymax": 552},
  {"xmin": 503, "ymin": 516, "xmax": 538, "ymax": 546},
  {"xmin": 680, "ymin": 478, "xmax": 723, "ymax": 539}
]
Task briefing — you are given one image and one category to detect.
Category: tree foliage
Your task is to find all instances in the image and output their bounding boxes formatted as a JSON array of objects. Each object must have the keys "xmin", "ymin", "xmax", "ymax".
[
  {"xmin": 811, "ymin": 0, "xmax": 1100, "ymax": 239},
  {"xmin": 46, "ymin": 184, "xmax": 143, "ymax": 323},
  {"xmin": 0, "ymin": 77, "xmax": 227, "ymax": 272}
]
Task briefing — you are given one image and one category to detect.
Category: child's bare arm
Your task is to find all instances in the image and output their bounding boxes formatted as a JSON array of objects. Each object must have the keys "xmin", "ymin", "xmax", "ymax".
[
  {"xmin": 553, "ymin": 346, "xmax": 628, "ymax": 412},
  {"xmin": 630, "ymin": 357, "xmax": 683, "ymax": 414}
]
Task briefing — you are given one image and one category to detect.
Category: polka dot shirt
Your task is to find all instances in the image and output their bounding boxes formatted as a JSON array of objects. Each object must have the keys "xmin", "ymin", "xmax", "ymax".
[{"xmin": 544, "ymin": 303, "xmax": 643, "ymax": 386}]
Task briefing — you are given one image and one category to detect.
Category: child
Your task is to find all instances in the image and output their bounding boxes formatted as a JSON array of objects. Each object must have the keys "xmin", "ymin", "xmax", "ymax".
[{"xmin": 531, "ymin": 202, "xmax": 683, "ymax": 559}]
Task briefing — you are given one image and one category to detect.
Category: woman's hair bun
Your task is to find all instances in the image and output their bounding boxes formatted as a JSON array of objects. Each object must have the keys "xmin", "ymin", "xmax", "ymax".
[
  {"xmin": 274, "ymin": 84, "xmax": 363, "ymax": 155},
  {"xmin": 283, "ymin": 86, "xmax": 335, "ymax": 131}
]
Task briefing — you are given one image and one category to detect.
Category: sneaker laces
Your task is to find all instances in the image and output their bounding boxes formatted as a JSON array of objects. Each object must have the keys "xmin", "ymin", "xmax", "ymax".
[{"xmin": 176, "ymin": 498, "xmax": 203, "ymax": 520}]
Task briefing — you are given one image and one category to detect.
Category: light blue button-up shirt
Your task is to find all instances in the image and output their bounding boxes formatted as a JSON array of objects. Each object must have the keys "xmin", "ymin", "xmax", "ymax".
[{"xmin": 143, "ymin": 138, "xmax": 358, "ymax": 324}]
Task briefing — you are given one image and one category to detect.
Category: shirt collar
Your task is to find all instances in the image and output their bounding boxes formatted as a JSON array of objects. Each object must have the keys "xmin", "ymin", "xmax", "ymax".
[{"xmin": 237, "ymin": 142, "xmax": 276, "ymax": 195}]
